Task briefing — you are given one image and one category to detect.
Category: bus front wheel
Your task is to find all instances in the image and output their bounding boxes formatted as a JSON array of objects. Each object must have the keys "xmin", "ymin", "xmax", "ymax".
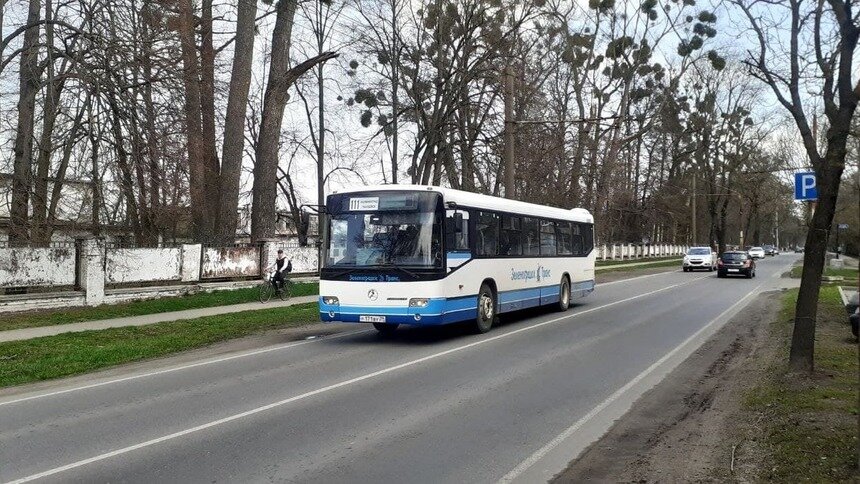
[
  {"xmin": 475, "ymin": 283, "xmax": 496, "ymax": 334},
  {"xmin": 558, "ymin": 277, "xmax": 571, "ymax": 312}
]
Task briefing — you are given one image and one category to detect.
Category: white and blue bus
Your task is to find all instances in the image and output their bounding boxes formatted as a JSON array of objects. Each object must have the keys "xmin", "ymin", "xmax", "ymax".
[{"xmin": 318, "ymin": 185, "xmax": 595, "ymax": 333}]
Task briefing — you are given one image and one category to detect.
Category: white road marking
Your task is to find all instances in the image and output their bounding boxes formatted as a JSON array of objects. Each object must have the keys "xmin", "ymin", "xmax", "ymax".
[
  {"xmin": 598, "ymin": 269, "xmax": 679, "ymax": 286},
  {"xmin": 0, "ymin": 329, "xmax": 372, "ymax": 408},
  {"xmin": 1, "ymin": 268, "xmax": 682, "ymax": 407},
  {"xmin": 6, "ymin": 275, "xmax": 709, "ymax": 483},
  {"xmin": 499, "ymin": 259, "xmax": 796, "ymax": 482}
]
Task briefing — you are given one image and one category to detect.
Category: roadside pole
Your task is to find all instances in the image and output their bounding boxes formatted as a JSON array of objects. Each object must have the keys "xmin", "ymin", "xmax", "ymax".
[{"xmin": 503, "ymin": 65, "xmax": 515, "ymax": 200}]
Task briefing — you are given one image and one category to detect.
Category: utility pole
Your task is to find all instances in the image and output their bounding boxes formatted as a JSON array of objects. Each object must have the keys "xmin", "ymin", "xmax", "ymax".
[
  {"xmin": 691, "ymin": 175, "xmax": 697, "ymax": 244},
  {"xmin": 390, "ymin": 0, "xmax": 398, "ymax": 184},
  {"xmin": 775, "ymin": 210, "xmax": 780, "ymax": 249},
  {"xmin": 503, "ymin": 65, "xmax": 515, "ymax": 199}
]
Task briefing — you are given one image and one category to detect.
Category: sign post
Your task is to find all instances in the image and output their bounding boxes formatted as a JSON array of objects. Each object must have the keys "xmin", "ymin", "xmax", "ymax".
[
  {"xmin": 794, "ymin": 172, "xmax": 818, "ymax": 232},
  {"xmin": 794, "ymin": 172, "xmax": 818, "ymax": 201},
  {"xmin": 836, "ymin": 223, "xmax": 849, "ymax": 259}
]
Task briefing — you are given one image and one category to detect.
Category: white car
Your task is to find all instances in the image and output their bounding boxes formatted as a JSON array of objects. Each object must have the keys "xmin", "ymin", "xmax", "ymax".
[
  {"xmin": 748, "ymin": 247, "xmax": 765, "ymax": 259},
  {"xmin": 683, "ymin": 247, "xmax": 718, "ymax": 272}
]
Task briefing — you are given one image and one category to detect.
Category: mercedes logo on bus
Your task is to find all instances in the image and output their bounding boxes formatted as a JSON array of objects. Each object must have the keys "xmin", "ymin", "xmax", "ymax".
[{"xmin": 368, "ymin": 289, "xmax": 378, "ymax": 301}]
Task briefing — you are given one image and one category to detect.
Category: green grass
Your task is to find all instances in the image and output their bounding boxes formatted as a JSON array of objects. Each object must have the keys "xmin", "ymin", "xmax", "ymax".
[
  {"xmin": 0, "ymin": 283, "xmax": 319, "ymax": 332},
  {"xmin": 595, "ymin": 259, "xmax": 680, "ymax": 273},
  {"xmin": 743, "ymin": 286, "xmax": 858, "ymax": 481},
  {"xmin": 789, "ymin": 265, "xmax": 859, "ymax": 279},
  {"xmin": 595, "ymin": 256, "xmax": 679, "ymax": 267},
  {"xmin": 0, "ymin": 303, "xmax": 320, "ymax": 388}
]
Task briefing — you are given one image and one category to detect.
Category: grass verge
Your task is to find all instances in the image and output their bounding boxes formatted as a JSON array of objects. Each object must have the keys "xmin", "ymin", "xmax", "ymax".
[
  {"xmin": 595, "ymin": 256, "xmax": 679, "ymax": 267},
  {"xmin": 0, "ymin": 303, "xmax": 320, "ymax": 388},
  {"xmin": 743, "ymin": 286, "xmax": 858, "ymax": 481},
  {"xmin": 595, "ymin": 259, "xmax": 679, "ymax": 273},
  {"xmin": 0, "ymin": 282, "xmax": 319, "ymax": 332},
  {"xmin": 789, "ymin": 265, "xmax": 859, "ymax": 279}
]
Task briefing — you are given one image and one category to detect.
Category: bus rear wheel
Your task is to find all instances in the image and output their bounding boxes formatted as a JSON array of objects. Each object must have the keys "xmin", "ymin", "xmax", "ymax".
[
  {"xmin": 373, "ymin": 323, "xmax": 399, "ymax": 334},
  {"xmin": 558, "ymin": 277, "xmax": 571, "ymax": 311},
  {"xmin": 475, "ymin": 283, "xmax": 496, "ymax": 334}
]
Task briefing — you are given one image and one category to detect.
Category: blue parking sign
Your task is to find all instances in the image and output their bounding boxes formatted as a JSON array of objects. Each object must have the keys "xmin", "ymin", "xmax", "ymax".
[{"xmin": 794, "ymin": 172, "xmax": 817, "ymax": 200}]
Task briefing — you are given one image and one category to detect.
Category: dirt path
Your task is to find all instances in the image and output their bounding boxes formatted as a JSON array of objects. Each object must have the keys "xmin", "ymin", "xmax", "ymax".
[{"xmin": 553, "ymin": 290, "xmax": 783, "ymax": 482}]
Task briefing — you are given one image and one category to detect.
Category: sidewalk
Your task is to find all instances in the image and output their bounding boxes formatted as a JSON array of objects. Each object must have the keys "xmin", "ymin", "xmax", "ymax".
[{"xmin": 0, "ymin": 295, "xmax": 318, "ymax": 344}]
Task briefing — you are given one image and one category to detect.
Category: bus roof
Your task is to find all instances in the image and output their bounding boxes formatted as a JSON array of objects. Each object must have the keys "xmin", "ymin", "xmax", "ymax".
[{"xmin": 330, "ymin": 185, "xmax": 594, "ymax": 223}]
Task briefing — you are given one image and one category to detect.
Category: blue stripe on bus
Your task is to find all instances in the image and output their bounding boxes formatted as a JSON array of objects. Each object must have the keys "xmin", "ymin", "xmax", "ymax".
[
  {"xmin": 446, "ymin": 252, "xmax": 472, "ymax": 260},
  {"xmin": 318, "ymin": 279, "xmax": 594, "ymax": 326}
]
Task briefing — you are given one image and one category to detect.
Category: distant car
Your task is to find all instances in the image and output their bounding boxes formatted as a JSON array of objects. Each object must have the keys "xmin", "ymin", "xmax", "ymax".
[
  {"xmin": 763, "ymin": 245, "xmax": 776, "ymax": 256},
  {"xmin": 717, "ymin": 251, "xmax": 756, "ymax": 278},
  {"xmin": 794, "ymin": 246, "xmax": 804, "ymax": 253},
  {"xmin": 683, "ymin": 247, "xmax": 717, "ymax": 272},
  {"xmin": 748, "ymin": 247, "xmax": 765, "ymax": 259}
]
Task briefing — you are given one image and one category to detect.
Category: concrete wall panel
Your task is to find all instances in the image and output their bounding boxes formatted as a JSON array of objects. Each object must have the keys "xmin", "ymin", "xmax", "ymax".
[
  {"xmin": 0, "ymin": 248, "xmax": 76, "ymax": 287},
  {"xmin": 105, "ymin": 248, "xmax": 182, "ymax": 284},
  {"xmin": 201, "ymin": 246, "xmax": 261, "ymax": 279}
]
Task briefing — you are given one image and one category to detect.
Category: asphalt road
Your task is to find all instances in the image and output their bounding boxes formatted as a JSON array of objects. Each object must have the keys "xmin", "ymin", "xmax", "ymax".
[{"xmin": 0, "ymin": 256, "xmax": 797, "ymax": 484}]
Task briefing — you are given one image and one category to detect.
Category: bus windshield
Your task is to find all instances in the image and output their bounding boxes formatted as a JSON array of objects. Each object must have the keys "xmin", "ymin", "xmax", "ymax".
[{"xmin": 325, "ymin": 192, "xmax": 442, "ymax": 268}]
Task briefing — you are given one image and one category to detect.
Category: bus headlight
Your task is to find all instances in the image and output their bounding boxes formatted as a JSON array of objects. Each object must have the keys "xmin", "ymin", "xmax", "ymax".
[
  {"xmin": 322, "ymin": 296, "xmax": 339, "ymax": 305},
  {"xmin": 409, "ymin": 298, "xmax": 429, "ymax": 308}
]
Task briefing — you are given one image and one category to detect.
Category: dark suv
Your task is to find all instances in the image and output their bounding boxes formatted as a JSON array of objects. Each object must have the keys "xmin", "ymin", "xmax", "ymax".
[{"xmin": 717, "ymin": 251, "xmax": 756, "ymax": 278}]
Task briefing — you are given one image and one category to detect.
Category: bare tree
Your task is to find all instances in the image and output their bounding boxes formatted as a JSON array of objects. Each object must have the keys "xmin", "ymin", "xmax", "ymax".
[
  {"xmin": 214, "ymin": 0, "xmax": 259, "ymax": 243},
  {"xmin": 250, "ymin": 0, "xmax": 337, "ymax": 241},
  {"xmin": 735, "ymin": 0, "xmax": 859, "ymax": 372}
]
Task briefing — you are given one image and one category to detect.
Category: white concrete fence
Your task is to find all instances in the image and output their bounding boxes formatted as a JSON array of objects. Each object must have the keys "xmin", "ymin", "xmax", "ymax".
[
  {"xmin": 1, "ymin": 240, "xmax": 685, "ymax": 313},
  {"xmin": 594, "ymin": 244, "xmax": 688, "ymax": 261},
  {"xmin": 0, "ymin": 239, "xmax": 319, "ymax": 313}
]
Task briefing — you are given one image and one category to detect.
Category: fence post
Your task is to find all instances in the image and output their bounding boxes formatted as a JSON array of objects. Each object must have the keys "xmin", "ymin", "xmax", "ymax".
[
  {"xmin": 181, "ymin": 244, "xmax": 202, "ymax": 282},
  {"xmin": 80, "ymin": 237, "xmax": 105, "ymax": 306},
  {"xmin": 260, "ymin": 239, "xmax": 280, "ymax": 276}
]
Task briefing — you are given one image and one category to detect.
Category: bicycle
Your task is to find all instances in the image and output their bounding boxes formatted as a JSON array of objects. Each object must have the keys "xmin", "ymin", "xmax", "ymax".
[{"xmin": 259, "ymin": 271, "xmax": 293, "ymax": 303}]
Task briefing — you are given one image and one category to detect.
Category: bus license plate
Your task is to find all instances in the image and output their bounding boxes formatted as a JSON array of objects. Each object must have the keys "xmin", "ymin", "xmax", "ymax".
[
  {"xmin": 360, "ymin": 315, "xmax": 386, "ymax": 323},
  {"xmin": 728, "ymin": 269, "xmax": 739, "ymax": 272}
]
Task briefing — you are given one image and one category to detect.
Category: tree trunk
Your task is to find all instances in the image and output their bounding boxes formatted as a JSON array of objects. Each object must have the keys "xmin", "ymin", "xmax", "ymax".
[
  {"xmin": 251, "ymin": 0, "xmax": 338, "ymax": 241},
  {"xmin": 9, "ymin": 0, "xmax": 40, "ymax": 245},
  {"xmin": 214, "ymin": 0, "xmax": 257, "ymax": 243},
  {"xmin": 31, "ymin": 0, "xmax": 60, "ymax": 246},
  {"xmin": 252, "ymin": 0, "xmax": 298, "ymax": 242},
  {"xmin": 176, "ymin": 0, "xmax": 209, "ymax": 241},
  {"xmin": 789, "ymin": 135, "xmax": 850, "ymax": 372},
  {"xmin": 107, "ymin": 92, "xmax": 142, "ymax": 240},
  {"xmin": 142, "ymin": 0, "xmax": 161, "ymax": 241},
  {"xmin": 199, "ymin": 0, "xmax": 220, "ymax": 223}
]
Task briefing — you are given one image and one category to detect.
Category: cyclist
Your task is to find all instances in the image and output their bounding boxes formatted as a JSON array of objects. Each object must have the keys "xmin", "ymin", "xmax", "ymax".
[{"xmin": 267, "ymin": 249, "xmax": 292, "ymax": 293}]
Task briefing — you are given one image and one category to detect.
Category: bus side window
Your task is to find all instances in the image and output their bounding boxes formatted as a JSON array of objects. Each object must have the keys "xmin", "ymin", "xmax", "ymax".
[
  {"xmin": 476, "ymin": 211, "xmax": 499, "ymax": 256},
  {"xmin": 557, "ymin": 222, "xmax": 573, "ymax": 255},
  {"xmin": 570, "ymin": 223, "xmax": 583, "ymax": 255},
  {"xmin": 583, "ymin": 223, "xmax": 594, "ymax": 254},
  {"xmin": 446, "ymin": 209, "xmax": 469, "ymax": 251},
  {"xmin": 501, "ymin": 215, "xmax": 522, "ymax": 256},
  {"xmin": 540, "ymin": 220, "xmax": 557, "ymax": 256},
  {"xmin": 522, "ymin": 217, "xmax": 540, "ymax": 256}
]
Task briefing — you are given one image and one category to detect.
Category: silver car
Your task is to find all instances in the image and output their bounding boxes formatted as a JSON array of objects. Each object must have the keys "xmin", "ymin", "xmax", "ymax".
[{"xmin": 683, "ymin": 247, "xmax": 717, "ymax": 272}]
